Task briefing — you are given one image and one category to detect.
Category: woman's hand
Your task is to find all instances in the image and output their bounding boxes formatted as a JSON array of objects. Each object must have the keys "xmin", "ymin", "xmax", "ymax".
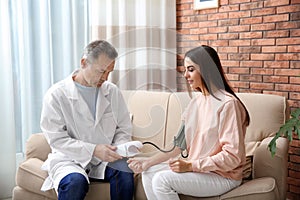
[
  {"xmin": 127, "ymin": 157, "xmax": 149, "ymax": 173},
  {"xmin": 168, "ymin": 158, "xmax": 192, "ymax": 173}
]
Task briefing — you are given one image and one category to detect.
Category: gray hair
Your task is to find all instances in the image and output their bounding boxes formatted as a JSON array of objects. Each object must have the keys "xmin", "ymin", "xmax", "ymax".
[{"xmin": 82, "ymin": 40, "xmax": 118, "ymax": 63}]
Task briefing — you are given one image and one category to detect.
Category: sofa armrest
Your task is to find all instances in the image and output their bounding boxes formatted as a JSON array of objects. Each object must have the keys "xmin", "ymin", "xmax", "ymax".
[
  {"xmin": 253, "ymin": 136, "xmax": 288, "ymax": 200},
  {"xmin": 15, "ymin": 157, "xmax": 57, "ymax": 199},
  {"xmin": 26, "ymin": 133, "xmax": 51, "ymax": 161}
]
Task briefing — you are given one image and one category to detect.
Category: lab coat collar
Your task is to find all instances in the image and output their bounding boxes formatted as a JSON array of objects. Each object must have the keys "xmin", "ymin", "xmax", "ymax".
[
  {"xmin": 64, "ymin": 70, "xmax": 80, "ymax": 100},
  {"xmin": 65, "ymin": 70, "xmax": 110, "ymax": 124},
  {"xmin": 65, "ymin": 70, "xmax": 110, "ymax": 99}
]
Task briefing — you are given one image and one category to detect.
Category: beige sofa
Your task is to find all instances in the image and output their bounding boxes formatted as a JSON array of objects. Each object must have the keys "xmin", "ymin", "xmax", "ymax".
[{"xmin": 13, "ymin": 90, "xmax": 289, "ymax": 200}]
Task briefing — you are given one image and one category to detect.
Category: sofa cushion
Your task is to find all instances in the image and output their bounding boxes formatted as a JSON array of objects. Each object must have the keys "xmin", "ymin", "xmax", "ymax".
[
  {"xmin": 178, "ymin": 177, "xmax": 278, "ymax": 200},
  {"xmin": 236, "ymin": 93, "xmax": 288, "ymax": 156},
  {"xmin": 220, "ymin": 177, "xmax": 278, "ymax": 200},
  {"xmin": 16, "ymin": 158, "xmax": 114, "ymax": 200},
  {"xmin": 16, "ymin": 158, "xmax": 57, "ymax": 199},
  {"xmin": 121, "ymin": 90, "xmax": 171, "ymax": 153}
]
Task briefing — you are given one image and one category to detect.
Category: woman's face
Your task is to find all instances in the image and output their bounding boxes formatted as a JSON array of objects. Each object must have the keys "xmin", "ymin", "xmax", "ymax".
[{"xmin": 183, "ymin": 57, "xmax": 203, "ymax": 91}]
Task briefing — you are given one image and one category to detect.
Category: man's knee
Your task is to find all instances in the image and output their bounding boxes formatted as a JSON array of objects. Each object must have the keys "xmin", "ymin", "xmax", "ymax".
[
  {"xmin": 58, "ymin": 173, "xmax": 89, "ymax": 200},
  {"xmin": 60, "ymin": 173, "xmax": 88, "ymax": 188},
  {"xmin": 119, "ymin": 171, "xmax": 134, "ymax": 186}
]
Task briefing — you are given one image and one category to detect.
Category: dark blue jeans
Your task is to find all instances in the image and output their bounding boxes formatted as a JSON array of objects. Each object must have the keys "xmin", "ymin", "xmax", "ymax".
[
  {"xmin": 58, "ymin": 159, "xmax": 134, "ymax": 200},
  {"xmin": 57, "ymin": 172, "xmax": 88, "ymax": 200}
]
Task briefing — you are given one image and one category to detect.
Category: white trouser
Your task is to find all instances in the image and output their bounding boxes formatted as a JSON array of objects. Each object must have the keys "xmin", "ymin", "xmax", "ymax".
[{"xmin": 142, "ymin": 163, "xmax": 241, "ymax": 200}]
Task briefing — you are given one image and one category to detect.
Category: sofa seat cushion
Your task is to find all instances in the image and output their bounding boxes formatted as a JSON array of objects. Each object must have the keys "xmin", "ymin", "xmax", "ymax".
[
  {"xmin": 85, "ymin": 182, "xmax": 110, "ymax": 200},
  {"xmin": 16, "ymin": 158, "xmax": 57, "ymax": 199},
  {"xmin": 220, "ymin": 177, "xmax": 278, "ymax": 200},
  {"xmin": 16, "ymin": 158, "xmax": 120, "ymax": 200},
  {"xmin": 176, "ymin": 177, "xmax": 277, "ymax": 200}
]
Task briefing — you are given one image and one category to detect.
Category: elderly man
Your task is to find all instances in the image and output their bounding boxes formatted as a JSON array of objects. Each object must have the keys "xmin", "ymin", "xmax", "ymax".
[{"xmin": 40, "ymin": 40, "xmax": 134, "ymax": 200}]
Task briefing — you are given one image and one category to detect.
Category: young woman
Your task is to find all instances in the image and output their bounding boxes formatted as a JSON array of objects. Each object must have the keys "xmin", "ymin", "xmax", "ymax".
[{"xmin": 127, "ymin": 45, "xmax": 250, "ymax": 200}]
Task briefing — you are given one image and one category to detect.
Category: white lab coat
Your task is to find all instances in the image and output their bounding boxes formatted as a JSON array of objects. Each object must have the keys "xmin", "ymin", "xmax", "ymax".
[{"xmin": 40, "ymin": 70, "xmax": 132, "ymax": 191}]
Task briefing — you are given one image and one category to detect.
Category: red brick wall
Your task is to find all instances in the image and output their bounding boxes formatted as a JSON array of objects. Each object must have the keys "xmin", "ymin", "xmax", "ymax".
[{"xmin": 176, "ymin": 0, "xmax": 300, "ymax": 199}]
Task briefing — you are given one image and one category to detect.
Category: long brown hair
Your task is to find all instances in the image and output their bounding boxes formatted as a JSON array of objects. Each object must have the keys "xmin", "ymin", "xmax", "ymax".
[{"xmin": 184, "ymin": 45, "xmax": 250, "ymax": 125}]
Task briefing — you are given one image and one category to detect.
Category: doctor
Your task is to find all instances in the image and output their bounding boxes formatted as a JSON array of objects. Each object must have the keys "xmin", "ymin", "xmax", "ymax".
[{"xmin": 40, "ymin": 40, "xmax": 134, "ymax": 200}]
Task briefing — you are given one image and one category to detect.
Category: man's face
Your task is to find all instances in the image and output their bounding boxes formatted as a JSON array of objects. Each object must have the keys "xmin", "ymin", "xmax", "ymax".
[{"xmin": 82, "ymin": 54, "xmax": 115, "ymax": 87}]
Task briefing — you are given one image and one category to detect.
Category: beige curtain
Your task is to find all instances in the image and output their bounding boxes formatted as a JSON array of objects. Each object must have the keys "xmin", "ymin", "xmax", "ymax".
[{"xmin": 90, "ymin": 0, "xmax": 176, "ymax": 92}]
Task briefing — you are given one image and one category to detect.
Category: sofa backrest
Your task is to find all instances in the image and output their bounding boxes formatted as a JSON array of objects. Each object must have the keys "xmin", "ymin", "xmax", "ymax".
[
  {"xmin": 121, "ymin": 90, "xmax": 171, "ymax": 153},
  {"xmin": 27, "ymin": 91, "xmax": 289, "ymax": 161},
  {"xmin": 236, "ymin": 93, "xmax": 289, "ymax": 156}
]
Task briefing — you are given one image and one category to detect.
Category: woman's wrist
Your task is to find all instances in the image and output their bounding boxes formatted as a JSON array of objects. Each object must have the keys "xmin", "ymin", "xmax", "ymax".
[
  {"xmin": 188, "ymin": 161, "xmax": 193, "ymax": 172},
  {"xmin": 143, "ymin": 158, "xmax": 152, "ymax": 171}
]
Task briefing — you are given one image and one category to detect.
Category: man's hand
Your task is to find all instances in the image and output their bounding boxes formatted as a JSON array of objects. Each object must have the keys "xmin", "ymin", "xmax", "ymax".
[
  {"xmin": 168, "ymin": 158, "xmax": 192, "ymax": 173},
  {"xmin": 93, "ymin": 144, "xmax": 122, "ymax": 162}
]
